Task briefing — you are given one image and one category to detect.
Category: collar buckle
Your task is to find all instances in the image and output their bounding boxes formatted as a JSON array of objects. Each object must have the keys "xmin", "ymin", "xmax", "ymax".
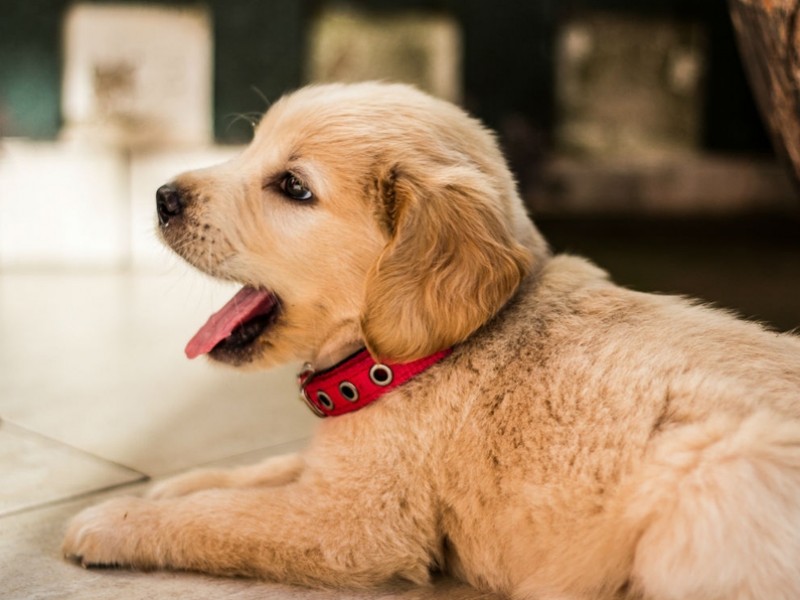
[{"xmin": 297, "ymin": 363, "xmax": 327, "ymax": 417}]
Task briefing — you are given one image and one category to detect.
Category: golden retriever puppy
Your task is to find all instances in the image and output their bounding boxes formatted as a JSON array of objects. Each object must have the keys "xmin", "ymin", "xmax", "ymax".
[{"xmin": 63, "ymin": 82, "xmax": 800, "ymax": 600}]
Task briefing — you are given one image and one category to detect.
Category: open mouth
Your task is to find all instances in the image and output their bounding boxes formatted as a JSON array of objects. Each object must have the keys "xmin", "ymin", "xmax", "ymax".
[{"xmin": 185, "ymin": 286, "xmax": 280, "ymax": 360}]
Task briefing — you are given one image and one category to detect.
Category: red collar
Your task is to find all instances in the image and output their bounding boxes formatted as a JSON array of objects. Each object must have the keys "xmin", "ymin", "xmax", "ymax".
[{"xmin": 298, "ymin": 348, "xmax": 452, "ymax": 417}]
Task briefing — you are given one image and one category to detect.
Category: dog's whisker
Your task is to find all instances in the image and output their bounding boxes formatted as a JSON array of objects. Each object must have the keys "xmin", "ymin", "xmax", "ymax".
[
  {"xmin": 223, "ymin": 112, "xmax": 259, "ymax": 134},
  {"xmin": 249, "ymin": 86, "xmax": 272, "ymax": 110}
]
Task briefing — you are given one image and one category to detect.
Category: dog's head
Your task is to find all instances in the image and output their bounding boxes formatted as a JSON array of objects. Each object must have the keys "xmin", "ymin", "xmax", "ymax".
[{"xmin": 157, "ymin": 82, "xmax": 547, "ymax": 369}]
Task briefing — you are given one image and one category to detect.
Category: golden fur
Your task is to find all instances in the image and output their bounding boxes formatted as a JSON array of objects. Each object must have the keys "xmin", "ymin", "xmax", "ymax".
[{"xmin": 63, "ymin": 82, "xmax": 800, "ymax": 599}]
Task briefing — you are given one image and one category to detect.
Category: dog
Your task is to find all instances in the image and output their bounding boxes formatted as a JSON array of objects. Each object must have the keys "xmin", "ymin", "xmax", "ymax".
[{"xmin": 63, "ymin": 82, "xmax": 800, "ymax": 599}]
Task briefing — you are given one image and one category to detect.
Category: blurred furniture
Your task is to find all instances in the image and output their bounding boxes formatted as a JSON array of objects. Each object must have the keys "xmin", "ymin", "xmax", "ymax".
[{"xmin": 729, "ymin": 0, "xmax": 800, "ymax": 190}]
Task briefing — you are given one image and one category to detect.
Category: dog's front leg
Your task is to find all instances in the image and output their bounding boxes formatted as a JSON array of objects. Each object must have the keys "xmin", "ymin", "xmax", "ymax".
[
  {"xmin": 62, "ymin": 482, "xmax": 435, "ymax": 587},
  {"xmin": 146, "ymin": 453, "xmax": 305, "ymax": 499}
]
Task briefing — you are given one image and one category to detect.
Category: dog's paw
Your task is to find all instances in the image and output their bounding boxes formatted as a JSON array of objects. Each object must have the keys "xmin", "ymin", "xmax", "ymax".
[
  {"xmin": 62, "ymin": 496, "xmax": 156, "ymax": 569},
  {"xmin": 146, "ymin": 468, "xmax": 226, "ymax": 499}
]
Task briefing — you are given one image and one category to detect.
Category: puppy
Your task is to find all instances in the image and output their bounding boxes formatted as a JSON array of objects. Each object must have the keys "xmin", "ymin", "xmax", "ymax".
[{"xmin": 63, "ymin": 82, "xmax": 800, "ymax": 600}]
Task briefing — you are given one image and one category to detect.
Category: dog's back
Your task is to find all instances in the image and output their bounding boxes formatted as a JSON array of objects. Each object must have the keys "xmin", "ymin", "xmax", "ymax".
[{"xmin": 426, "ymin": 254, "xmax": 800, "ymax": 598}]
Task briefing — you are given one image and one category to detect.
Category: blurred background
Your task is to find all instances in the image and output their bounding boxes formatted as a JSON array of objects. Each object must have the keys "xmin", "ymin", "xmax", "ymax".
[{"xmin": 1, "ymin": 0, "xmax": 798, "ymax": 329}]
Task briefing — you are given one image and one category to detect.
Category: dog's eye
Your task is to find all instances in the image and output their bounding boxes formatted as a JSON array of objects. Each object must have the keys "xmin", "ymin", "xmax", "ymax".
[{"xmin": 280, "ymin": 174, "xmax": 313, "ymax": 202}]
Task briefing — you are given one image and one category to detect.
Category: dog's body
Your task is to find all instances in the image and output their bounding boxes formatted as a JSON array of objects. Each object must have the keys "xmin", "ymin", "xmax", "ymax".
[{"xmin": 64, "ymin": 83, "xmax": 800, "ymax": 599}]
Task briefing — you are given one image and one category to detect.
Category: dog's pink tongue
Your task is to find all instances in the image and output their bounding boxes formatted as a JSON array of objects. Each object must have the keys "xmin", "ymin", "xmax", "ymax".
[{"xmin": 185, "ymin": 286, "xmax": 275, "ymax": 359}]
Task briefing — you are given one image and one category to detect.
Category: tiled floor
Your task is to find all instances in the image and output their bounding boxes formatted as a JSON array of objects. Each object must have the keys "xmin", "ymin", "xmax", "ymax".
[{"xmin": 1, "ymin": 263, "xmax": 494, "ymax": 599}]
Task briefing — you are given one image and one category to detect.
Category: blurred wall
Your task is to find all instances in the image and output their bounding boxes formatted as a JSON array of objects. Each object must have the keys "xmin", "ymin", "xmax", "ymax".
[
  {"xmin": 0, "ymin": 0, "xmax": 773, "ymax": 148},
  {"xmin": 0, "ymin": 0, "xmax": 796, "ymax": 271}
]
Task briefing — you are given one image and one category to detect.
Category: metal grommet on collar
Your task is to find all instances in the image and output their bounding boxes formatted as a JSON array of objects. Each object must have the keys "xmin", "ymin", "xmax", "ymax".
[
  {"xmin": 300, "ymin": 389, "xmax": 326, "ymax": 417},
  {"xmin": 316, "ymin": 390, "xmax": 334, "ymax": 411},
  {"xmin": 369, "ymin": 364, "xmax": 394, "ymax": 387},
  {"xmin": 339, "ymin": 381, "xmax": 359, "ymax": 402}
]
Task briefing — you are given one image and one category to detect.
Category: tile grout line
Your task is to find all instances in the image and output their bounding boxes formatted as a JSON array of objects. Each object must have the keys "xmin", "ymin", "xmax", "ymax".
[
  {"xmin": 0, "ymin": 475, "xmax": 150, "ymax": 520},
  {"xmin": 0, "ymin": 416, "xmax": 149, "ymax": 479},
  {"xmin": 0, "ymin": 415, "xmax": 150, "ymax": 519},
  {"xmin": 0, "ymin": 420, "xmax": 311, "ymax": 520}
]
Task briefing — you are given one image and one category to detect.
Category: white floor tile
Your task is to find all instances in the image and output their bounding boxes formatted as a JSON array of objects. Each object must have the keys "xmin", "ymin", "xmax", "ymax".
[
  {"xmin": 0, "ymin": 421, "xmax": 143, "ymax": 517},
  {"xmin": 0, "ymin": 270, "xmax": 317, "ymax": 477}
]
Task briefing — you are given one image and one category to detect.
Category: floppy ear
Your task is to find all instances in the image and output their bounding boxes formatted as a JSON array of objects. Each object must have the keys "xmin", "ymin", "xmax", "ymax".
[{"xmin": 361, "ymin": 164, "xmax": 533, "ymax": 362}]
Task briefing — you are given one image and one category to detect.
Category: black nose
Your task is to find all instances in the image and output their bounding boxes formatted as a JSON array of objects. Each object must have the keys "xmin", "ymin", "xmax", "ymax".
[{"xmin": 156, "ymin": 184, "xmax": 186, "ymax": 225}]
